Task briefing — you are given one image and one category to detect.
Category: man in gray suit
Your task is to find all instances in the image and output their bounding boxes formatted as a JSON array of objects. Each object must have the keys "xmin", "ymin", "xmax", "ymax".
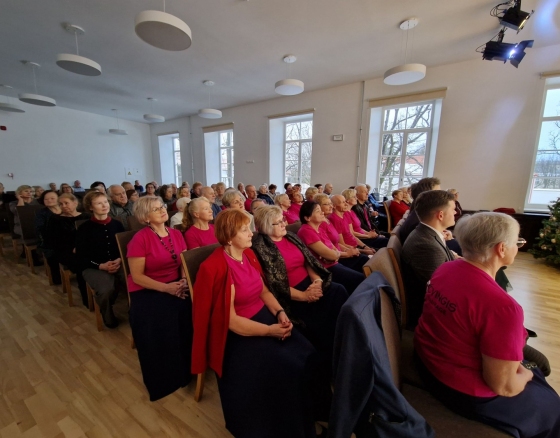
[{"xmin": 401, "ymin": 190, "xmax": 457, "ymax": 328}]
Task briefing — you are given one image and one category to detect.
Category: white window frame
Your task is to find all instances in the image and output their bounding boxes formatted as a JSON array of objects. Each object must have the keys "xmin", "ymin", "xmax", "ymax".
[
  {"xmin": 283, "ymin": 118, "xmax": 313, "ymax": 187},
  {"xmin": 525, "ymin": 78, "xmax": 560, "ymax": 211},
  {"xmin": 173, "ymin": 137, "xmax": 181, "ymax": 187},
  {"xmin": 219, "ymin": 129, "xmax": 234, "ymax": 188}
]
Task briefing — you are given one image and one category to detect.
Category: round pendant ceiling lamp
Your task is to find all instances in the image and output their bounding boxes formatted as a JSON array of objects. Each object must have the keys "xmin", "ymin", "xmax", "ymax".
[
  {"xmin": 109, "ymin": 109, "xmax": 128, "ymax": 135},
  {"xmin": 56, "ymin": 24, "xmax": 101, "ymax": 76},
  {"xmin": 384, "ymin": 18, "xmax": 426, "ymax": 86},
  {"xmin": 198, "ymin": 81, "xmax": 222, "ymax": 119},
  {"xmin": 19, "ymin": 62, "xmax": 56, "ymax": 107},
  {"xmin": 0, "ymin": 85, "xmax": 25, "ymax": 113},
  {"xmin": 135, "ymin": 2, "xmax": 192, "ymax": 52},
  {"xmin": 143, "ymin": 98, "xmax": 165, "ymax": 122},
  {"xmin": 275, "ymin": 55, "xmax": 304, "ymax": 95}
]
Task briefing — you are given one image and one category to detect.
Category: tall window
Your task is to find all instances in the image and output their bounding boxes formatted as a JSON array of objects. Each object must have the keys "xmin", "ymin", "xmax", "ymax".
[
  {"xmin": 526, "ymin": 80, "xmax": 560, "ymax": 209},
  {"xmin": 285, "ymin": 120, "xmax": 313, "ymax": 187},
  {"xmin": 173, "ymin": 137, "xmax": 182, "ymax": 186},
  {"xmin": 377, "ymin": 102, "xmax": 434, "ymax": 196},
  {"xmin": 219, "ymin": 130, "xmax": 234, "ymax": 187}
]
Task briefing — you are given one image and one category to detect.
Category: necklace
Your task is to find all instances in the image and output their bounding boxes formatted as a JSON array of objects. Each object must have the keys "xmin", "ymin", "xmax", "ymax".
[
  {"xmin": 149, "ymin": 226, "xmax": 178, "ymax": 262},
  {"xmin": 224, "ymin": 249, "xmax": 243, "ymax": 264}
]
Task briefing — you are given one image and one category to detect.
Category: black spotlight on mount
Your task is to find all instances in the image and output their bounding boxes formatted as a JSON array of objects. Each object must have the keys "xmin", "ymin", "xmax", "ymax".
[
  {"xmin": 480, "ymin": 30, "xmax": 534, "ymax": 68},
  {"xmin": 499, "ymin": 0, "xmax": 533, "ymax": 32}
]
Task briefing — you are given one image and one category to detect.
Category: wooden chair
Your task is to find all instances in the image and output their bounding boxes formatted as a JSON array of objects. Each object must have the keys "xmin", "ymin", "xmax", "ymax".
[
  {"xmin": 44, "ymin": 254, "xmax": 53, "ymax": 285},
  {"xmin": 386, "ymin": 234, "xmax": 406, "ymax": 326},
  {"xmin": 383, "ymin": 200, "xmax": 393, "ymax": 232},
  {"xmin": 115, "ymin": 230, "xmax": 138, "ymax": 349},
  {"xmin": 127, "ymin": 216, "xmax": 146, "ymax": 232},
  {"xmin": 180, "ymin": 243, "xmax": 220, "ymax": 402},
  {"xmin": 0, "ymin": 232, "xmax": 11, "ymax": 257},
  {"xmin": 87, "ymin": 283, "xmax": 104, "ymax": 332},
  {"xmin": 16, "ymin": 205, "xmax": 43, "ymax": 273},
  {"xmin": 59, "ymin": 264, "xmax": 74, "ymax": 307},
  {"xmin": 285, "ymin": 221, "xmax": 302, "ymax": 234},
  {"xmin": 6, "ymin": 206, "xmax": 22, "ymax": 261}
]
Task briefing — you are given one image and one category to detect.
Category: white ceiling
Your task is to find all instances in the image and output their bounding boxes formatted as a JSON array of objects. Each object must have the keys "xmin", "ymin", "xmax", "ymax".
[{"xmin": 0, "ymin": 0, "xmax": 557, "ymax": 123}]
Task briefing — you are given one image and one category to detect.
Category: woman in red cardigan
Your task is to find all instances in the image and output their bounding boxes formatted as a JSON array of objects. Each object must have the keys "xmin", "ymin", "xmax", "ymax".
[
  {"xmin": 389, "ymin": 189, "xmax": 410, "ymax": 225},
  {"xmin": 192, "ymin": 209, "xmax": 317, "ymax": 438}
]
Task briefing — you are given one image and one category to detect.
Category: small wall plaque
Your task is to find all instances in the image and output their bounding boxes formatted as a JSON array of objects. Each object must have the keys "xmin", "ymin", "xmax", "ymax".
[{"xmin": 332, "ymin": 134, "xmax": 343, "ymax": 141}]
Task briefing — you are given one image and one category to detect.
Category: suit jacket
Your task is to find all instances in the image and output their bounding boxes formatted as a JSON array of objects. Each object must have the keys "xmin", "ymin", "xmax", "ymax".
[
  {"xmin": 329, "ymin": 272, "xmax": 434, "ymax": 438},
  {"xmin": 401, "ymin": 224, "xmax": 454, "ymax": 328},
  {"xmin": 397, "ymin": 210, "xmax": 419, "ymax": 244}
]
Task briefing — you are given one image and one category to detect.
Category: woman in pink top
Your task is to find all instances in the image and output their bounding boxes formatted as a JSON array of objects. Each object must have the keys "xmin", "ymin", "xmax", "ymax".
[
  {"xmin": 342, "ymin": 188, "xmax": 388, "ymax": 249},
  {"xmin": 415, "ymin": 213, "xmax": 560, "ymax": 437},
  {"xmin": 127, "ymin": 196, "xmax": 191, "ymax": 401},
  {"xmin": 275, "ymin": 193, "xmax": 299, "ymax": 224},
  {"xmin": 288, "ymin": 192, "xmax": 304, "ymax": 217},
  {"xmin": 182, "ymin": 197, "xmax": 218, "ymax": 249}
]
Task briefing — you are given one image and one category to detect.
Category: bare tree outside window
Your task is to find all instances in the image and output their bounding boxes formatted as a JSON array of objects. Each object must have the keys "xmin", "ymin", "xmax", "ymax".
[{"xmin": 285, "ymin": 120, "xmax": 313, "ymax": 187}]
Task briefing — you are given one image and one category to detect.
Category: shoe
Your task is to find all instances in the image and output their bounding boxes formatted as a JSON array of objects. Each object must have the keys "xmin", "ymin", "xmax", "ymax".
[
  {"xmin": 104, "ymin": 318, "xmax": 120, "ymax": 329},
  {"xmin": 526, "ymin": 328, "xmax": 538, "ymax": 338}
]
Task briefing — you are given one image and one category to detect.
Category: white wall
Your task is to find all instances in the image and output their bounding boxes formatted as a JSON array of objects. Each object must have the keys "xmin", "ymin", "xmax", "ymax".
[
  {"xmin": 150, "ymin": 43, "xmax": 560, "ymax": 212},
  {"xmin": 0, "ymin": 104, "xmax": 153, "ymax": 191}
]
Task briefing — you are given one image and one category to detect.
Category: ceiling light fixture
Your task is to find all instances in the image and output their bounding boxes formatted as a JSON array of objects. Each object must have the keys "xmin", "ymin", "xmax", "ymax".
[
  {"xmin": 56, "ymin": 24, "xmax": 102, "ymax": 76},
  {"xmin": 384, "ymin": 18, "xmax": 426, "ymax": 86},
  {"xmin": 480, "ymin": 29, "xmax": 533, "ymax": 68},
  {"xmin": 144, "ymin": 98, "xmax": 165, "ymax": 123},
  {"xmin": 19, "ymin": 61, "xmax": 57, "ymax": 107},
  {"xmin": 0, "ymin": 85, "xmax": 25, "ymax": 113},
  {"xmin": 198, "ymin": 81, "xmax": 222, "ymax": 119},
  {"xmin": 109, "ymin": 109, "xmax": 128, "ymax": 135},
  {"xmin": 275, "ymin": 55, "xmax": 304, "ymax": 95},
  {"xmin": 135, "ymin": 0, "xmax": 192, "ymax": 51}
]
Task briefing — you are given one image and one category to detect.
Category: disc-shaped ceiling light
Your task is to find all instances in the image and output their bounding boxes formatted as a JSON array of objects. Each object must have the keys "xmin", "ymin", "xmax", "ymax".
[
  {"xmin": 0, "ymin": 85, "xmax": 25, "ymax": 113},
  {"xmin": 19, "ymin": 62, "xmax": 56, "ymax": 107},
  {"xmin": 109, "ymin": 109, "xmax": 128, "ymax": 135},
  {"xmin": 144, "ymin": 97, "xmax": 165, "ymax": 122},
  {"xmin": 56, "ymin": 24, "xmax": 101, "ymax": 76},
  {"xmin": 198, "ymin": 81, "xmax": 222, "ymax": 119},
  {"xmin": 135, "ymin": 0, "xmax": 192, "ymax": 52},
  {"xmin": 384, "ymin": 18, "xmax": 426, "ymax": 86},
  {"xmin": 275, "ymin": 55, "xmax": 304, "ymax": 95}
]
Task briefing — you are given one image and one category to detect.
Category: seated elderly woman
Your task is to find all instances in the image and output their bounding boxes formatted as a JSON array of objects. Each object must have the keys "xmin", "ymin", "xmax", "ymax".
[
  {"xmin": 400, "ymin": 186, "xmax": 412, "ymax": 206},
  {"xmin": 341, "ymin": 189, "xmax": 388, "ymax": 249},
  {"xmin": 268, "ymin": 184, "xmax": 277, "ymax": 199},
  {"xmin": 159, "ymin": 185, "xmax": 175, "ymax": 208},
  {"xmin": 289, "ymin": 192, "xmax": 304, "ymax": 217},
  {"xmin": 59, "ymin": 183, "xmax": 74, "ymax": 195},
  {"xmin": 275, "ymin": 193, "xmax": 299, "ymax": 224},
  {"xmin": 252, "ymin": 205, "xmax": 348, "ymax": 356},
  {"xmin": 10, "ymin": 185, "xmax": 41, "ymax": 262},
  {"xmin": 447, "ymin": 188, "xmax": 463, "ymax": 223},
  {"xmin": 214, "ymin": 181, "xmax": 226, "ymax": 207},
  {"xmin": 36, "ymin": 190, "xmax": 62, "ymax": 283},
  {"xmin": 297, "ymin": 201, "xmax": 365, "ymax": 294},
  {"xmin": 76, "ymin": 191, "xmax": 125, "ymax": 328},
  {"xmin": 140, "ymin": 182, "xmax": 157, "ymax": 197},
  {"xmin": 182, "ymin": 197, "xmax": 218, "ymax": 249},
  {"xmin": 33, "ymin": 186, "xmax": 45, "ymax": 200},
  {"xmin": 46, "ymin": 193, "xmax": 90, "ymax": 305},
  {"xmin": 415, "ymin": 213, "xmax": 560, "ymax": 437},
  {"xmin": 192, "ymin": 209, "xmax": 320, "ymax": 438},
  {"xmin": 305, "ymin": 187, "xmax": 318, "ymax": 202},
  {"xmin": 126, "ymin": 189, "xmax": 139, "ymax": 203},
  {"xmin": 127, "ymin": 196, "xmax": 191, "ymax": 401},
  {"xmin": 250, "ymin": 198, "xmax": 266, "ymax": 214},
  {"xmin": 221, "ymin": 189, "xmax": 255, "ymax": 232},
  {"xmin": 389, "ymin": 189, "xmax": 410, "ymax": 225},
  {"xmin": 284, "ymin": 182, "xmax": 293, "ymax": 197},
  {"xmin": 257, "ymin": 184, "xmax": 274, "ymax": 205},
  {"xmin": 171, "ymin": 185, "xmax": 191, "ymax": 211},
  {"xmin": 170, "ymin": 197, "xmax": 190, "ymax": 228}
]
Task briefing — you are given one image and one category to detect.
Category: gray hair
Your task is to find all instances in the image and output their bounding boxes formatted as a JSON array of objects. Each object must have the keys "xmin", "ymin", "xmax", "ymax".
[
  {"xmin": 108, "ymin": 184, "xmax": 124, "ymax": 198},
  {"xmin": 134, "ymin": 196, "xmax": 164, "ymax": 223},
  {"xmin": 222, "ymin": 190, "xmax": 243, "ymax": 207},
  {"xmin": 274, "ymin": 193, "xmax": 289, "ymax": 206},
  {"xmin": 341, "ymin": 188, "xmax": 356, "ymax": 201},
  {"xmin": 455, "ymin": 212, "xmax": 520, "ymax": 264},
  {"xmin": 259, "ymin": 184, "xmax": 268, "ymax": 194},
  {"xmin": 447, "ymin": 188, "xmax": 458, "ymax": 195},
  {"xmin": 253, "ymin": 205, "xmax": 283, "ymax": 236},
  {"xmin": 355, "ymin": 183, "xmax": 367, "ymax": 190},
  {"xmin": 176, "ymin": 197, "xmax": 190, "ymax": 211}
]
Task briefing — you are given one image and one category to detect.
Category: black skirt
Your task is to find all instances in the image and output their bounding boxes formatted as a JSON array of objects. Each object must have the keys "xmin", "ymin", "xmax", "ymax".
[
  {"xmin": 218, "ymin": 306, "xmax": 317, "ymax": 438},
  {"xmin": 129, "ymin": 289, "xmax": 193, "ymax": 401}
]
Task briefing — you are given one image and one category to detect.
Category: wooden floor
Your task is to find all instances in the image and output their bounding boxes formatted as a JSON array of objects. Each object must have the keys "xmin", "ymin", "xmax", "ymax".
[{"xmin": 0, "ymin": 242, "xmax": 559, "ymax": 438}]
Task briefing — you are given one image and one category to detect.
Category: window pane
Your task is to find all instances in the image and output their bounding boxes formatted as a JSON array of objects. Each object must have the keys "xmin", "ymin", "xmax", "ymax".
[
  {"xmin": 285, "ymin": 161, "xmax": 300, "ymax": 182},
  {"xmin": 379, "ymin": 177, "xmax": 400, "ymax": 197},
  {"xmin": 383, "ymin": 107, "xmax": 408, "ymax": 131},
  {"xmin": 404, "ymin": 157, "xmax": 424, "ymax": 177},
  {"xmin": 537, "ymin": 121, "xmax": 560, "ymax": 151},
  {"xmin": 300, "ymin": 121, "xmax": 313, "ymax": 139},
  {"xmin": 380, "ymin": 156, "xmax": 401, "ymax": 176},
  {"xmin": 403, "ymin": 176, "xmax": 422, "ymax": 187},
  {"xmin": 534, "ymin": 151, "xmax": 560, "ymax": 182},
  {"xmin": 301, "ymin": 142, "xmax": 312, "ymax": 161},
  {"xmin": 381, "ymin": 133, "xmax": 403, "ymax": 156},
  {"xmin": 543, "ymin": 89, "xmax": 560, "ymax": 118},
  {"xmin": 404, "ymin": 104, "xmax": 432, "ymax": 129},
  {"xmin": 301, "ymin": 160, "xmax": 311, "ymax": 186},
  {"xmin": 286, "ymin": 141, "xmax": 300, "ymax": 157},
  {"xmin": 286, "ymin": 123, "xmax": 300, "ymax": 141},
  {"xmin": 406, "ymin": 132, "xmax": 427, "ymax": 156}
]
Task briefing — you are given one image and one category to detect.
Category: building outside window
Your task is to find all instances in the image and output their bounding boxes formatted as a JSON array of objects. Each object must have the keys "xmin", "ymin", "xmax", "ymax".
[{"xmin": 284, "ymin": 119, "xmax": 313, "ymax": 188}]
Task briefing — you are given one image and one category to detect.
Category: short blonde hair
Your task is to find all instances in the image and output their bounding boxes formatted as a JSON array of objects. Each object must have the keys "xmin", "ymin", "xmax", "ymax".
[
  {"xmin": 182, "ymin": 197, "xmax": 210, "ymax": 228},
  {"xmin": 447, "ymin": 188, "xmax": 458, "ymax": 195},
  {"xmin": 253, "ymin": 205, "xmax": 283, "ymax": 236},
  {"xmin": 305, "ymin": 187, "xmax": 318, "ymax": 200},
  {"xmin": 134, "ymin": 196, "xmax": 164, "ymax": 223},
  {"xmin": 58, "ymin": 193, "xmax": 78, "ymax": 203},
  {"xmin": 214, "ymin": 209, "xmax": 250, "ymax": 246},
  {"xmin": 314, "ymin": 193, "xmax": 330, "ymax": 206},
  {"xmin": 341, "ymin": 188, "xmax": 356, "ymax": 201},
  {"xmin": 16, "ymin": 185, "xmax": 32, "ymax": 195},
  {"xmin": 274, "ymin": 193, "xmax": 289, "ymax": 206}
]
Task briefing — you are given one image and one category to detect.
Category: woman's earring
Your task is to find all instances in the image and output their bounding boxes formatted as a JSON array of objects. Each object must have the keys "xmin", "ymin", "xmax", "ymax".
[{"xmin": 228, "ymin": 241, "xmax": 232, "ymax": 246}]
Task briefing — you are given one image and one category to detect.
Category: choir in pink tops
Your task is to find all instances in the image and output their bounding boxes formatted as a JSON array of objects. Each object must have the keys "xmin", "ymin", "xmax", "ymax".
[
  {"xmin": 273, "ymin": 238, "xmax": 308, "ymax": 286},
  {"xmin": 328, "ymin": 212, "xmax": 358, "ymax": 246},
  {"xmin": 283, "ymin": 209, "xmax": 300, "ymax": 224},
  {"xmin": 184, "ymin": 224, "xmax": 218, "ymax": 249},
  {"xmin": 223, "ymin": 252, "xmax": 264, "ymax": 319},
  {"xmin": 297, "ymin": 224, "xmax": 337, "ymax": 268}
]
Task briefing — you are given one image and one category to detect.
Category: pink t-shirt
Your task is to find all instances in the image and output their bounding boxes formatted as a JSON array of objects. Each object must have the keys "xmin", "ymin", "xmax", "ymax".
[
  {"xmin": 297, "ymin": 224, "xmax": 337, "ymax": 268},
  {"xmin": 414, "ymin": 259, "xmax": 527, "ymax": 397},
  {"xmin": 184, "ymin": 224, "xmax": 218, "ymax": 249},
  {"xmin": 328, "ymin": 212, "xmax": 358, "ymax": 246},
  {"xmin": 348, "ymin": 210, "xmax": 365, "ymax": 234},
  {"xmin": 273, "ymin": 238, "xmax": 308, "ymax": 287},
  {"xmin": 322, "ymin": 221, "xmax": 341, "ymax": 250},
  {"xmin": 244, "ymin": 198, "xmax": 254, "ymax": 212},
  {"xmin": 224, "ymin": 252, "xmax": 264, "ymax": 319},
  {"xmin": 127, "ymin": 227, "xmax": 187, "ymax": 292},
  {"xmin": 288, "ymin": 203, "xmax": 302, "ymax": 217},
  {"xmin": 283, "ymin": 209, "xmax": 300, "ymax": 224}
]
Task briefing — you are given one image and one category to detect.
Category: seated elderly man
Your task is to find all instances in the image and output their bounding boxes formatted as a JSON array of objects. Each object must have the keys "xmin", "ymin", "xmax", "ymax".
[
  {"xmin": 108, "ymin": 184, "xmax": 134, "ymax": 230},
  {"xmin": 324, "ymin": 183, "xmax": 333, "ymax": 197},
  {"xmin": 200, "ymin": 186, "xmax": 221, "ymax": 218},
  {"xmin": 72, "ymin": 180, "xmax": 85, "ymax": 193},
  {"xmin": 257, "ymin": 184, "xmax": 274, "ymax": 205},
  {"xmin": 352, "ymin": 183, "xmax": 388, "ymax": 237},
  {"xmin": 244, "ymin": 184, "xmax": 258, "ymax": 211}
]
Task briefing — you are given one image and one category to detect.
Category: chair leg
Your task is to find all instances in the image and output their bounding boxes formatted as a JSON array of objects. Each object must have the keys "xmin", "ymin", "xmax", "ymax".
[
  {"xmin": 194, "ymin": 373, "xmax": 205, "ymax": 402},
  {"xmin": 60, "ymin": 265, "xmax": 73, "ymax": 307},
  {"xmin": 25, "ymin": 246, "xmax": 36, "ymax": 274},
  {"xmin": 87, "ymin": 284, "xmax": 95, "ymax": 312},
  {"xmin": 44, "ymin": 255, "xmax": 53, "ymax": 286},
  {"xmin": 12, "ymin": 240, "xmax": 19, "ymax": 262},
  {"xmin": 0, "ymin": 235, "xmax": 4, "ymax": 257}
]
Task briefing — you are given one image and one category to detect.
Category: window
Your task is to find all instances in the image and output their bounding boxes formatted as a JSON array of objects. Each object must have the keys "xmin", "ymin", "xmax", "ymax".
[
  {"xmin": 526, "ymin": 79, "xmax": 560, "ymax": 210},
  {"xmin": 284, "ymin": 120, "xmax": 313, "ymax": 187},
  {"xmin": 377, "ymin": 102, "xmax": 434, "ymax": 196},
  {"xmin": 173, "ymin": 137, "xmax": 182, "ymax": 186},
  {"xmin": 219, "ymin": 130, "xmax": 234, "ymax": 187}
]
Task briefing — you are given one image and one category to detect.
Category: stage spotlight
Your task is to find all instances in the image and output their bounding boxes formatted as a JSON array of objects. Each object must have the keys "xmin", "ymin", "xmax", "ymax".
[
  {"xmin": 482, "ymin": 39, "xmax": 533, "ymax": 68},
  {"xmin": 499, "ymin": 0, "xmax": 533, "ymax": 32}
]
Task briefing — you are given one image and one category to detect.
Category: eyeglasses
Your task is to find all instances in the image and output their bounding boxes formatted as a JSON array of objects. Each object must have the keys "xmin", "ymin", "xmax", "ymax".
[
  {"xmin": 516, "ymin": 238, "xmax": 526, "ymax": 248},
  {"xmin": 151, "ymin": 204, "xmax": 167, "ymax": 213},
  {"xmin": 272, "ymin": 217, "xmax": 287, "ymax": 226}
]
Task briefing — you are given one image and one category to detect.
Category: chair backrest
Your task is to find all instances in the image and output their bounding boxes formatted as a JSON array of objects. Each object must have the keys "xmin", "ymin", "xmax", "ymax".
[
  {"xmin": 362, "ymin": 248, "xmax": 401, "ymax": 300},
  {"xmin": 16, "ymin": 205, "xmax": 43, "ymax": 241},
  {"xmin": 285, "ymin": 221, "xmax": 302, "ymax": 234},
  {"xmin": 115, "ymin": 230, "xmax": 138, "ymax": 291},
  {"xmin": 391, "ymin": 223, "xmax": 401, "ymax": 236},
  {"xmin": 180, "ymin": 244, "xmax": 220, "ymax": 295},
  {"xmin": 75, "ymin": 219, "xmax": 88, "ymax": 230},
  {"xmin": 387, "ymin": 234, "xmax": 407, "ymax": 327},
  {"xmin": 127, "ymin": 215, "xmax": 146, "ymax": 231},
  {"xmin": 380, "ymin": 286, "xmax": 403, "ymax": 390},
  {"xmin": 383, "ymin": 200, "xmax": 392, "ymax": 232},
  {"xmin": 174, "ymin": 224, "xmax": 185, "ymax": 232}
]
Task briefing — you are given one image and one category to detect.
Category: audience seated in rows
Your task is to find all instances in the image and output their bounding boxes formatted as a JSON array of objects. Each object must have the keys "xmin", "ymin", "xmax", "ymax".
[
  {"xmin": 108, "ymin": 184, "xmax": 134, "ymax": 230},
  {"xmin": 200, "ymin": 186, "xmax": 221, "ymax": 217},
  {"xmin": 275, "ymin": 193, "xmax": 299, "ymax": 224},
  {"xmin": 243, "ymin": 184, "xmax": 257, "ymax": 211},
  {"xmin": 182, "ymin": 197, "xmax": 218, "ymax": 249},
  {"xmin": 342, "ymin": 188, "xmax": 388, "ymax": 249},
  {"xmin": 140, "ymin": 182, "xmax": 157, "ymax": 197},
  {"xmin": 351, "ymin": 184, "xmax": 386, "ymax": 237},
  {"xmin": 257, "ymin": 184, "xmax": 274, "ymax": 205},
  {"xmin": 222, "ymin": 189, "xmax": 255, "ymax": 232},
  {"xmin": 329, "ymin": 195, "xmax": 376, "ymax": 256},
  {"xmin": 289, "ymin": 192, "xmax": 304, "ymax": 217},
  {"xmin": 36, "ymin": 190, "xmax": 62, "ymax": 281}
]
